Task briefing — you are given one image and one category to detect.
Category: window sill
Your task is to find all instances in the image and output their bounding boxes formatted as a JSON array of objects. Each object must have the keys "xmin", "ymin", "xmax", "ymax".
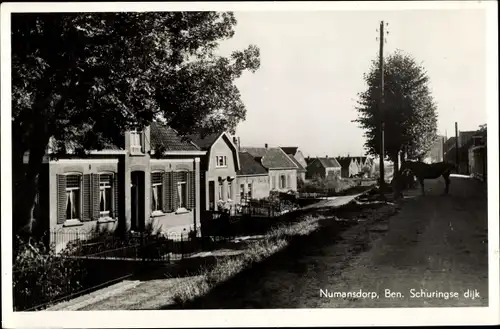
[
  {"xmin": 130, "ymin": 151, "xmax": 145, "ymax": 156},
  {"xmin": 63, "ymin": 219, "xmax": 84, "ymax": 227},
  {"xmin": 151, "ymin": 210, "xmax": 165, "ymax": 217},
  {"xmin": 175, "ymin": 208, "xmax": 190, "ymax": 215},
  {"xmin": 97, "ymin": 217, "xmax": 117, "ymax": 224},
  {"xmin": 215, "ymin": 166, "xmax": 228, "ymax": 168}
]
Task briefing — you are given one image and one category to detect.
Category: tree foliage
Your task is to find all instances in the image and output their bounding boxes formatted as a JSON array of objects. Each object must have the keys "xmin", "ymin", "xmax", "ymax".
[
  {"xmin": 353, "ymin": 50, "xmax": 438, "ymax": 167},
  {"xmin": 12, "ymin": 12, "xmax": 260, "ymax": 235}
]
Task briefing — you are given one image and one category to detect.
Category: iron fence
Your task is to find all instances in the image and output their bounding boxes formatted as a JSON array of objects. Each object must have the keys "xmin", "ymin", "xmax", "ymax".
[{"xmin": 13, "ymin": 228, "xmax": 206, "ymax": 311}]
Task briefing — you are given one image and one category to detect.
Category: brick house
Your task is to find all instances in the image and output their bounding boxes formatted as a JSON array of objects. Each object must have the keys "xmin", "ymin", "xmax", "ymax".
[
  {"xmin": 30, "ymin": 122, "xmax": 205, "ymax": 252},
  {"xmin": 187, "ymin": 132, "xmax": 241, "ymax": 213},
  {"xmin": 305, "ymin": 156, "xmax": 341, "ymax": 179},
  {"xmin": 336, "ymin": 157, "xmax": 360, "ymax": 178},
  {"xmin": 236, "ymin": 151, "xmax": 270, "ymax": 204},
  {"xmin": 240, "ymin": 145, "xmax": 299, "ymax": 193},
  {"xmin": 280, "ymin": 147, "xmax": 308, "ymax": 182}
]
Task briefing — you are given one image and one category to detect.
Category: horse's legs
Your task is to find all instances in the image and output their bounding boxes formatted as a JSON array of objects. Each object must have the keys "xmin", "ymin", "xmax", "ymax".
[{"xmin": 443, "ymin": 174, "xmax": 450, "ymax": 195}]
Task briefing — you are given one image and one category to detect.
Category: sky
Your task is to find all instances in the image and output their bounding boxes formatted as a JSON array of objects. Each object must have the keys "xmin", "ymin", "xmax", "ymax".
[{"xmin": 217, "ymin": 9, "xmax": 487, "ymax": 158}]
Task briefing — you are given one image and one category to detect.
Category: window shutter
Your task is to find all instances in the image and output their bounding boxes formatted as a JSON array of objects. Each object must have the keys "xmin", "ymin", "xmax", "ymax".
[
  {"xmin": 82, "ymin": 174, "xmax": 91, "ymax": 221},
  {"xmin": 163, "ymin": 172, "xmax": 172, "ymax": 212},
  {"xmin": 172, "ymin": 172, "xmax": 179, "ymax": 210},
  {"xmin": 140, "ymin": 131, "xmax": 145, "ymax": 153},
  {"xmin": 113, "ymin": 174, "xmax": 119, "ymax": 219},
  {"xmin": 188, "ymin": 171, "xmax": 195, "ymax": 210},
  {"xmin": 56, "ymin": 175, "xmax": 67, "ymax": 224},
  {"xmin": 91, "ymin": 174, "xmax": 100, "ymax": 220}
]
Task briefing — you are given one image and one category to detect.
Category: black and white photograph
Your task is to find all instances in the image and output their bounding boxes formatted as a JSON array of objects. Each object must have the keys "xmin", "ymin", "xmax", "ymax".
[{"xmin": 1, "ymin": 1, "xmax": 498, "ymax": 327}]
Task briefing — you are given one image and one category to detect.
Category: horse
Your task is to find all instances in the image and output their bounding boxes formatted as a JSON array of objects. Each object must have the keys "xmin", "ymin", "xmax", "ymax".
[{"xmin": 398, "ymin": 161, "xmax": 457, "ymax": 195}]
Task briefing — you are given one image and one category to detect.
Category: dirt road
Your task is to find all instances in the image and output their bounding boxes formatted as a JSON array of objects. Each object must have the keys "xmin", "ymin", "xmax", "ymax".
[{"xmin": 187, "ymin": 175, "xmax": 488, "ymax": 308}]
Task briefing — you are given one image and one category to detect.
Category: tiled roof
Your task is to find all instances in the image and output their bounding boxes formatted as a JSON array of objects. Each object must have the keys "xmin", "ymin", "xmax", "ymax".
[
  {"xmin": 186, "ymin": 132, "xmax": 222, "ymax": 151},
  {"xmin": 240, "ymin": 147, "xmax": 298, "ymax": 169},
  {"xmin": 237, "ymin": 152, "xmax": 268, "ymax": 176},
  {"xmin": 150, "ymin": 122, "xmax": 200, "ymax": 151},
  {"xmin": 336, "ymin": 157, "xmax": 353, "ymax": 168},
  {"xmin": 240, "ymin": 147, "xmax": 268, "ymax": 158},
  {"xmin": 280, "ymin": 147, "xmax": 298, "ymax": 155},
  {"xmin": 288, "ymin": 155, "xmax": 307, "ymax": 172},
  {"xmin": 305, "ymin": 157, "xmax": 315, "ymax": 166},
  {"xmin": 310, "ymin": 157, "xmax": 341, "ymax": 169}
]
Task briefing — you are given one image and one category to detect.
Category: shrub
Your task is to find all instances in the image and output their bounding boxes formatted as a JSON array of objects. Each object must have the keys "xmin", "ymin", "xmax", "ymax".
[
  {"xmin": 13, "ymin": 236, "xmax": 87, "ymax": 311},
  {"xmin": 299, "ymin": 175, "xmax": 357, "ymax": 195}
]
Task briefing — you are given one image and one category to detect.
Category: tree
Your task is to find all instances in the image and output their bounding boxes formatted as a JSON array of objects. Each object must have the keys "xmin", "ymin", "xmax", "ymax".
[
  {"xmin": 353, "ymin": 50, "xmax": 438, "ymax": 180},
  {"xmin": 12, "ymin": 12, "xmax": 260, "ymax": 236}
]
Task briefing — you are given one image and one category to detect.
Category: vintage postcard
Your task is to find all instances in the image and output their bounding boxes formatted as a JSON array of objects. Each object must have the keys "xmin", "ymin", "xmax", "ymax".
[{"xmin": 1, "ymin": 1, "xmax": 498, "ymax": 328}]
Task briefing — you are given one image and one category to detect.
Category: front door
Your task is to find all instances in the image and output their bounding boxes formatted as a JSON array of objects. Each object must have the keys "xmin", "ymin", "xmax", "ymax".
[
  {"xmin": 208, "ymin": 180, "xmax": 215, "ymax": 211},
  {"xmin": 130, "ymin": 171, "xmax": 145, "ymax": 231}
]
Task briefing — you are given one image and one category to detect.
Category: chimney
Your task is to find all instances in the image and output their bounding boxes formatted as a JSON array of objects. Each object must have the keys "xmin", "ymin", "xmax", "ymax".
[
  {"xmin": 265, "ymin": 143, "xmax": 268, "ymax": 149},
  {"xmin": 233, "ymin": 136, "xmax": 240, "ymax": 151}
]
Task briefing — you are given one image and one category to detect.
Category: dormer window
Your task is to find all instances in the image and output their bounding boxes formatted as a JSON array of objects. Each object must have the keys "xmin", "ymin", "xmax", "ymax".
[{"xmin": 130, "ymin": 129, "xmax": 143, "ymax": 153}]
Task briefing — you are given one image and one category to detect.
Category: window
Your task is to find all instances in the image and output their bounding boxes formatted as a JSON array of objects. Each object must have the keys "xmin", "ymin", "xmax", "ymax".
[
  {"xmin": 280, "ymin": 175, "xmax": 286, "ymax": 189},
  {"xmin": 247, "ymin": 183, "xmax": 252, "ymax": 199},
  {"xmin": 66, "ymin": 175, "xmax": 82, "ymax": 220},
  {"xmin": 240, "ymin": 184, "xmax": 245, "ymax": 200},
  {"xmin": 151, "ymin": 172, "xmax": 163, "ymax": 212},
  {"xmin": 178, "ymin": 173, "xmax": 188, "ymax": 209},
  {"xmin": 218, "ymin": 182, "xmax": 223, "ymax": 200},
  {"xmin": 216, "ymin": 156, "xmax": 227, "ymax": 168},
  {"xmin": 99, "ymin": 174, "xmax": 113, "ymax": 218},
  {"xmin": 227, "ymin": 181, "xmax": 232, "ymax": 200},
  {"xmin": 272, "ymin": 175, "xmax": 276, "ymax": 189},
  {"xmin": 130, "ymin": 129, "xmax": 143, "ymax": 153}
]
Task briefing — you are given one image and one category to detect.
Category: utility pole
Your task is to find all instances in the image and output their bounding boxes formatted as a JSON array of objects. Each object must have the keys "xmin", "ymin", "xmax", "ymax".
[
  {"xmin": 378, "ymin": 20, "xmax": 386, "ymax": 195},
  {"xmin": 455, "ymin": 122, "xmax": 459, "ymax": 172}
]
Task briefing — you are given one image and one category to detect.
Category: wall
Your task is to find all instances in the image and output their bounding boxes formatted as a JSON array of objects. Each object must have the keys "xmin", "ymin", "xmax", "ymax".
[
  {"xmin": 294, "ymin": 151, "xmax": 308, "ymax": 169},
  {"xmin": 269, "ymin": 169, "xmax": 297, "ymax": 192},
  {"xmin": 325, "ymin": 167, "xmax": 341, "ymax": 178},
  {"xmin": 235, "ymin": 175, "xmax": 270, "ymax": 203},
  {"xmin": 124, "ymin": 126, "xmax": 151, "ymax": 232},
  {"xmin": 204, "ymin": 134, "xmax": 238, "ymax": 211},
  {"xmin": 149, "ymin": 158, "xmax": 200, "ymax": 235},
  {"xmin": 48, "ymin": 157, "xmax": 121, "ymax": 252},
  {"xmin": 306, "ymin": 159, "xmax": 326, "ymax": 179}
]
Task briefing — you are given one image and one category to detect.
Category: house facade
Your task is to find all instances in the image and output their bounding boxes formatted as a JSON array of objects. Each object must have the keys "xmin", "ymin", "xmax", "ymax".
[
  {"xmin": 236, "ymin": 151, "xmax": 270, "ymax": 204},
  {"xmin": 241, "ymin": 145, "xmax": 299, "ymax": 193},
  {"xmin": 188, "ymin": 132, "xmax": 241, "ymax": 213},
  {"xmin": 337, "ymin": 157, "xmax": 360, "ymax": 178},
  {"xmin": 31, "ymin": 122, "xmax": 205, "ymax": 252},
  {"xmin": 306, "ymin": 157, "xmax": 341, "ymax": 179},
  {"xmin": 281, "ymin": 147, "xmax": 308, "ymax": 182},
  {"xmin": 468, "ymin": 129, "xmax": 487, "ymax": 181}
]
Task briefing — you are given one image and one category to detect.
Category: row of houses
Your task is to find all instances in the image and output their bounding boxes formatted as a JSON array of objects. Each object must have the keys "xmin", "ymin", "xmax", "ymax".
[
  {"xmin": 27, "ymin": 122, "xmax": 377, "ymax": 250},
  {"xmin": 305, "ymin": 155, "xmax": 376, "ymax": 179}
]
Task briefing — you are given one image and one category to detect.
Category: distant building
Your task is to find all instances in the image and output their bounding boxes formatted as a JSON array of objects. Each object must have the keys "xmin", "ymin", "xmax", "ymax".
[
  {"xmin": 305, "ymin": 156, "xmax": 342, "ymax": 180},
  {"xmin": 423, "ymin": 135, "xmax": 445, "ymax": 164},
  {"xmin": 280, "ymin": 147, "xmax": 308, "ymax": 182}
]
